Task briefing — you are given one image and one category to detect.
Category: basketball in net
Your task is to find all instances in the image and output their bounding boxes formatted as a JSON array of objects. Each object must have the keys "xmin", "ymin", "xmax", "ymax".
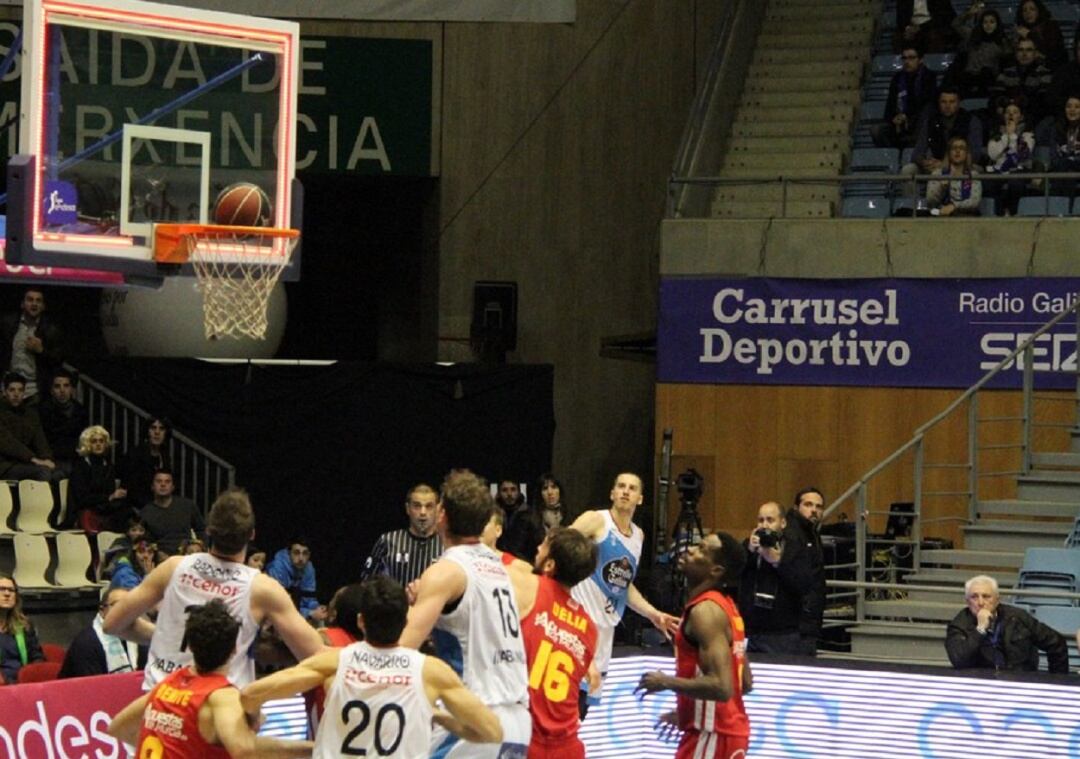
[{"xmin": 213, "ymin": 183, "xmax": 272, "ymax": 227}]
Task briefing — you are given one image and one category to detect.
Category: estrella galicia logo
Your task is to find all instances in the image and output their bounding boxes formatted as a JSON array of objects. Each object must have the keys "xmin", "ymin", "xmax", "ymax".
[
  {"xmin": 43, "ymin": 180, "xmax": 78, "ymax": 225},
  {"xmin": 602, "ymin": 556, "xmax": 633, "ymax": 591}
]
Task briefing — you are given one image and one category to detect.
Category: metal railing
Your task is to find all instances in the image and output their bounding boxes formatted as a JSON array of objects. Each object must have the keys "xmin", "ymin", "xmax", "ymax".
[
  {"xmin": 75, "ymin": 366, "xmax": 235, "ymax": 512},
  {"xmin": 822, "ymin": 297, "xmax": 1080, "ymax": 623},
  {"xmin": 668, "ymin": 171, "xmax": 1080, "ymax": 218}
]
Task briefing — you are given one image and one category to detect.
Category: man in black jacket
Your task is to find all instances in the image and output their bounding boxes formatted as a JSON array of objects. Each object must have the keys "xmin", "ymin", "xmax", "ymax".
[
  {"xmin": 738, "ymin": 501, "xmax": 813, "ymax": 654},
  {"xmin": 945, "ymin": 574, "xmax": 1068, "ymax": 673},
  {"xmin": 0, "ymin": 287, "xmax": 63, "ymax": 403},
  {"xmin": 787, "ymin": 488, "xmax": 826, "ymax": 656},
  {"xmin": 873, "ymin": 44, "xmax": 939, "ymax": 149}
]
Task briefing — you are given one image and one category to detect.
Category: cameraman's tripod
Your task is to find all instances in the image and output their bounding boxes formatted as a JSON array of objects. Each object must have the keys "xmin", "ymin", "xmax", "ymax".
[{"xmin": 669, "ymin": 497, "xmax": 705, "ymax": 608}]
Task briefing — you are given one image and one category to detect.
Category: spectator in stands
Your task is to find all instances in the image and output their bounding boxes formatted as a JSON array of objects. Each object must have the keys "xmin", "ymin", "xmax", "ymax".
[
  {"xmin": 178, "ymin": 537, "xmax": 206, "ymax": 555},
  {"xmin": 101, "ymin": 515, "xmax": 148, "ymax": 581},
  {"xmin": 0, "ymin": 287, "xmax": 62, "ymax": 404},
  {"xmin": 1014, "ymin": 0, "xmax": 1066, "ymax": 69},
  {"xmin": 267, "ymin": 537, "xmax": 328, "ymax": 623},
  {"xmin": 895, "ymin": 0, "xmax": 959, "ymax": 54},
  {"xmin": 58, "ymin": 586, "xmax": 140, "ymax": 678},
  {"xmin": 1049, "ymin": 95, "xmax": 1080, "ymax": 195},
  {"xmin": 119, "ymin": 416, "xmax": 171, "ymax": 512},
  {"xmin": 110, "ymin": 539, "xmax": 158, "ymax": 590},
  {"xmin": 360, "ymin": 482, "xmax": 443, "ymax": 587},
  {"xmin": 496, "ymin": 478, "xmax": 525, "ymax": 523},
  {"xmin": 906, "ymin": 87, "xmax": 985, "ymax": 176},
  {"xmin": 986, "ymin": 100, "xmax": 1036, "ymax": 214},
  {"xmin": 872, "ymin": 43, "xmax": 939, "ymax": 149},
  {"xmin": 786, "ymin": 488, "xmax": 826, "ymax": 656},
  {"xmin": 246, "ymin": 546, "xmax": 267, "ymax": 571},
  {"xmin": 991, "ymin": 38, "xmax": 1054, "ymax": 127},
  {"xmin": 1048, "ymin": 31, "xmax": 1080, "ymax": 114},
  {"xmin": 139, "ymin": 469, "xmax": 204, "ymax": 555},
  {"xmin": 0, "ymin": 371, "xmax": 63, "ymax": 482},
  {"xmin": 503, "ymin": 473, "xmax": 571, "ymax": 562},
  {"xmin": 37, "ymin": 368, "xmax": 88, "ymax": 477},
  {"xmin": 927, "ymin": 136, "xmax": 984, "ymax": 214},
  {"xmin": 737, "ymin": 501, "xmax": 814, "ymax": 654},
  {"xmin": 946, "ymin": 574, "xmax": 1068, "ymax": 672},
  {"xmin": 70, "ymin": 425, "xmax": 128, "ymax": 533},
  {"xmin": 0, "ymin": 573, "xmax": 44, "ymax": 683},
  {"xmin": 950, "ymin": 7, "xmax": 1013, "ymax": 97}
]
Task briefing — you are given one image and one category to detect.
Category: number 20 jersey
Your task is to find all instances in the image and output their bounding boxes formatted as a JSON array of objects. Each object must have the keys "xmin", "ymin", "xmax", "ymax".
[
  {"xmin": 315, "ymin": 641, "xmax": 432, "ymax": 759},
  {"xmin": 433, "ymin": 544, "xmax": 529, "ymax": 707}
]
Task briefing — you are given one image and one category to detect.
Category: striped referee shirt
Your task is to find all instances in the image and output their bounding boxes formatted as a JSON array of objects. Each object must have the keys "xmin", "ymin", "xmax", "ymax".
[{"xmin": 360, "ymin": 529, "xmax": 444, "ymax": 586}]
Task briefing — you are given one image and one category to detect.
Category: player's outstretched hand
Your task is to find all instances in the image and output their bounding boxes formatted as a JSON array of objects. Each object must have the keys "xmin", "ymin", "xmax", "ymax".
[
  {"xmin": 650, "ymin": 610, "xmax": 680, "ymax": 640},
  {"xmin": 653, "ymin": 710, "xmax": 681, "ymax": 744},
  {"xmin": 634, "ymin": 670, "xmax": 669, "ymax": 697}
]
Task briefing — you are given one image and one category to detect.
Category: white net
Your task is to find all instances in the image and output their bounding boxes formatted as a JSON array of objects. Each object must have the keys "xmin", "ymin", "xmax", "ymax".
[{"xmin": 182, "ymin": 230, "xmax": 298, "ymax": 340}]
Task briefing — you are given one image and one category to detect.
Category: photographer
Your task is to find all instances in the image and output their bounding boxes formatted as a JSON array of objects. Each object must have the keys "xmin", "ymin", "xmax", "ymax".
[{"xmin": 737, "ymin": 501, "xmax": 814, "ymax": 654}]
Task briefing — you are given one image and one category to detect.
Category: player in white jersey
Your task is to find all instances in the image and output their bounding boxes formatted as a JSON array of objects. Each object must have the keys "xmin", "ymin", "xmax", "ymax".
[
  {"xmin": 400, "ymin": 469, "xmax": 532, "ymax": 759},
  {"xmin": 241, "ymin": 576, "xmax": 503, "ymax": 759},
  {"xmin": 570, "ymin": 472, "xmax": 679, "ymax": 716},
  {"xmin": 104, "ymin": 488, "xmax": 325, "ymax": 690}
]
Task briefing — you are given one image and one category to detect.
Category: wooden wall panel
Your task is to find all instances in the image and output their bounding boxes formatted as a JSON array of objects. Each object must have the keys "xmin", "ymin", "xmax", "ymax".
[{"xmin": 656, "ymin": 384, "xmax": 1076, "ymax": 550}]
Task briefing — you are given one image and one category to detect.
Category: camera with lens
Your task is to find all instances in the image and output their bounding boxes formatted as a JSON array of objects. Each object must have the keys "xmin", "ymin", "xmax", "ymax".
[
  {"xmin": 754, "ymin": 528, "xmax": 782, "ymax": 549},
  {"xmin": 676, "ymin": 468, "xmax": 703, "ymax": 506}
]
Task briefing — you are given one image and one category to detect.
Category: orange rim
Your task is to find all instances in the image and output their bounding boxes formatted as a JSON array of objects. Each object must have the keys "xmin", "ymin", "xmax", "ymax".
[{"xmin": 153, "ymin": 223, "xmax": 299, "ymax": 264}]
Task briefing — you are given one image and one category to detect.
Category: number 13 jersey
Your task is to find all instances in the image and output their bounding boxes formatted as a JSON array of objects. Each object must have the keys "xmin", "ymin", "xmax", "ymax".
[
  {"xmin": 315, "ymin": 641, "xmax": 432, "ymax": 759},
  {"xmin": 433, "ymin": 544, "xmax": 529, "ymax": 707}
]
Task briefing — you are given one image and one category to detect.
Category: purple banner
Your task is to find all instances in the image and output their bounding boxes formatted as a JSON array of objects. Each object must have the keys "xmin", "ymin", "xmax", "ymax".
[{"xmin": 658, "ymin": 278, "xmax": 1080, "ymax": 388}]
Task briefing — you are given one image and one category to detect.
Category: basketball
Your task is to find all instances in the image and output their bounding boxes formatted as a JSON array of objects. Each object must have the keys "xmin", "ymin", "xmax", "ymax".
[{"xmin": 213, "ymin": 182, "xmax": 272, "ymax": 227}]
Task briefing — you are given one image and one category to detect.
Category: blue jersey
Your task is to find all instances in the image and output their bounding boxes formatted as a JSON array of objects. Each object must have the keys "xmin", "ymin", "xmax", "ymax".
[{"xmin": 571, "ymin": 510, "xmax": 643, "ymax": 629}]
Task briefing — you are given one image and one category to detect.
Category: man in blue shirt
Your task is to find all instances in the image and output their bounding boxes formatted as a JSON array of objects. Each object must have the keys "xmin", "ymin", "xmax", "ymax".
[{"xmin": 267, "ymin": 537, "xmax": 327, "ymax": 623}]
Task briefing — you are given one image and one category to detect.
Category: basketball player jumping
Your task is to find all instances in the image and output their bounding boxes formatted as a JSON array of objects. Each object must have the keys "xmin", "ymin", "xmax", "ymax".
[
  {"xmin": 240, "ymin": 576, "xmax": 503, "ymax": 759},
  {"xmin": 107, "ymin": 599, "xmax": 313, "ymax": 758},
  {"xmin": 104, "ymin": 488, "xmax": 325, "ymax": 689},
  {"xmin": 569, "ymin": 471, "xmax": 679, "ymax": 715},
  {"xmin": 399, "ymin": 469, "xmax": 532, "ymax": 758},
  {"xmin": 634, "ymin": 533, "xmax": 752, "ymax": 759}
]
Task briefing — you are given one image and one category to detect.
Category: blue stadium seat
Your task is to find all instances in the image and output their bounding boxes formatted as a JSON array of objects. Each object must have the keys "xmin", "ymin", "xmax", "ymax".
[
  {"xmin": 1066, "ymin": 515, "xmax": 1080, "ymax": 547},
  {"xmin": 960, "ymin": 98, "xmax": 989, "ymax": 113},
  {"xmin": 1046, "ymin": 2, "xmax": 1079, "ymax": 23},
  {"xmin": 1018, "ymin": 547, "xmax": 1080, "ymax": 605},
  {"xmin": 900, "ymin": 147, "xmax": 914, "ymax": 166},
  {"xmin": 872, "ymin": 54, "xmax": 901, "ymax": 74},
  {"xmin": 850, "ymin": 147, "xmax": 900, "ymax": 173},
  {"xmin": 860, "ymin": 100, "xmax": 886, "ymax": 122},
  {"xmin": 892, "ymin": 197, "xmax": 930, "ymax": 215},
  {"xmin": 923, "ymin": 53, "xmax": 955, "ymax": 72},
  {"xmin": 979, "ymin": 197, "xmax": 997, "ymax": 217},
  {"xmin": 841, "ymin": 197, "xmax": 891, "ymax": 218},
  {"xmin": 1032, "ymin": 605, "xmax": 1080, "ymax": 636},
  {"xmin": 1017, "ymin": 196, "xmax": 1071, "ymax": 216},
  {"xmin": 1034, "ymin": 145, "xmax": 1053, "ymax": 169}
]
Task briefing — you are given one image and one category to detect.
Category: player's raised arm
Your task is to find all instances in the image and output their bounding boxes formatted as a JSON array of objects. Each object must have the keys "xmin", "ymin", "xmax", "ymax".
[
  {"xmin": 102, "ymin": 555, "xmax": 181, "ymax": 643},
  {"xmin": 627, "ymin": 581, "xmax": 680, "ymax": 639},
  {"xmin": 424, "ymin": 655, "xmax": 504, "ymax": 744},
  {"xmin": 636, "ymin": 600, "xmax": 735, "ymax": 701},
  {"xmin": 240, "ymin": 648, "xmax": 340, "ymax": 714},
  {"xmin": 399, "ymin": 559, "xmax": 465, "ymax": 648},
  {"xmin": 106, "ymin": 693, "xmax": 149, "ymax": 747},
  {"xmin": 255, "ymin": 573, "xmax": 327, "ymax": 661},
  {"xmin": 568, "ymin": 509, "xmax": 606, "ymax": 541}
]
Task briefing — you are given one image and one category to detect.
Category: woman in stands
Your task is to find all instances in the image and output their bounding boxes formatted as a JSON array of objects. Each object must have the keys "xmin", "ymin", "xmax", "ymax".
[
  {"xmin": 952, "ymin": 7, "xmax": 1013, "ymax": 96},
  {"xmin": 0, "ymin": 573, "xmax": 44, "ymax": 684},
  {"xmin": 926, "ymin": 136, "xmax": 984, "ymax": 214},
  {"xmin": 70, "ymin": 425, "xmax": 128, "ymax": 533},
  {"xmin": 986, "ymin": 100, "xmax": 1036, "ymax": 214},
  {"xmin": 109, "ymin": 539, "xmax": 158, "ymax": 590},
  {"xmin": 1014, "ymin": 0, "xmax": 1067, "ymax": 69},
  {"xmin": 502, "ymin": 473, "xmax": 570, "ymax": 562},
  {"xmin": 1049, "ymin": 94, "xmax": 1080, "ymax": 194},
  {"xmin": 119, "ymin": 416, "xmax": 171, "ymax": 512}
]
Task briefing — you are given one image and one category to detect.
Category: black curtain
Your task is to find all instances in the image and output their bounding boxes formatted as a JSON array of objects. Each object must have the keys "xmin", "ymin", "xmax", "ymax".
[{"xmin": 77, "ymin": 358, "xmax": 554, "ymax": 598}]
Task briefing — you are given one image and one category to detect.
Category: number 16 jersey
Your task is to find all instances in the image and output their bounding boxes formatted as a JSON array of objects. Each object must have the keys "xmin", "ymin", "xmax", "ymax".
[{"xmin": 315, "ymin": 641, "xmax": 432, "ymax": 759}]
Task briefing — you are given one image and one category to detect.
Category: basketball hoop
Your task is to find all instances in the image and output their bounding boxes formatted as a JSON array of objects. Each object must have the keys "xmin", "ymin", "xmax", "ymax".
[{"xmin": 154, "ymin": 224, "xmax": 299, "ymax": 341}]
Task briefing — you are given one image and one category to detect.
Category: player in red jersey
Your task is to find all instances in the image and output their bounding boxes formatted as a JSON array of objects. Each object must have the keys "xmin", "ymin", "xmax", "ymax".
[
  {"xmin": 635, "ymin": 532, "xmax": 752, "ymax": 759},
  {"xmin": 518, "ymin": 527, "xmax": 601, "ymax": 759},
  {"xmin": 108, "ymin": 599, "xmax": 312, "ymax": 758}
]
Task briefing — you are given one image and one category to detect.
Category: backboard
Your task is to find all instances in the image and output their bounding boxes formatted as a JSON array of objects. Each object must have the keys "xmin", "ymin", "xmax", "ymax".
[{"xmin": 5, "ymin": 0, "xmax": 301, "ymax": 283}]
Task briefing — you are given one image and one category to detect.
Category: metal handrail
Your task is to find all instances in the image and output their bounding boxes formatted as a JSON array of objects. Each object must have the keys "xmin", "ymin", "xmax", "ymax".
[
  {"xmin": 822, "ymin": 297, "xmax": 1080, "ymax": 622},
  {"xmin": 74, "ymin": 365, "xmax": 236, "ymax": 513}
]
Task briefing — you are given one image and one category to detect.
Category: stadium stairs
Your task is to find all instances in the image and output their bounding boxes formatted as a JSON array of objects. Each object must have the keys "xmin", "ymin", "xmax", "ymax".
[{"xmin": 711, "ymin": 0, "xmax": 880, "ymax": 219}]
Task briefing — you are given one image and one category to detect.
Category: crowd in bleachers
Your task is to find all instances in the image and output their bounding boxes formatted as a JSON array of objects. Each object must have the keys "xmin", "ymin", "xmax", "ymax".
[{"xmin": 847, "ymin": 0, "xmax": 1080, "ymax": 217}]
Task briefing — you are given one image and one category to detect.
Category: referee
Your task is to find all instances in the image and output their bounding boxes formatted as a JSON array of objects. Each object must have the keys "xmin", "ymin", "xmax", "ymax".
[{"xmin": 360, "ymin": 483, "xmax": 444, "ymax": 586}]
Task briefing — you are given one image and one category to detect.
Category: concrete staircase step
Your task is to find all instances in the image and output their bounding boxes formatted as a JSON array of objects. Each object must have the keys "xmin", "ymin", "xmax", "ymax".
[
  {"xmin": 762, "ymin": 16, "xmax": 875, "ymax": 36},
  {"xmin": 718, "ymin": 165, "xmax": 841, "ymax": 180},
  {"xmin": 864, "ymin": 599, "xmax": 959, "ymax": 622},
  {"xmin": 744, "ymin": 74, "xmax": 862, "ymax": 94},
  {"xmin": 740, "ymin": 90, "xmax": 861, "ymax": 108},
  {"xmin": 977, "ymin": 499, "xmax": 1080, "ymax": 519},
  {"xmin": 963, "ymin": 519, "xmax": 1072, "ymax": 552},
  {"xmin": 772, "ymin": 0, "xmax": 880, "ymax": 6},
  {"xmin": 731, "ymin": 120, "xmax": 851, "ymax": 138},
  {"xmin": 734, "ymin": 104, "xmax": 856, "ymax": 125},
  {"xmin": 747, "ymin": 60, "xmax": 864, "ymax": 80},
  {"xmin": 757, "ymin": 31, "xmax": 869, "ymax": 49},
  {"xmin": 722, "ymin": 152, "xmax": 844, "ymax": 171},
  {"xmin": 1017, "ymin": 472, "xmax": 1080, "ymax": 502},
  {"xmin": 753, "ymin": 47, "xmax": 868, "ymax": 65},
  {"xmin": 711, "ymin": 200, "xmax": 833, "ymax": 219},
  {"xmin": 921, "ymin": 548, "xmax": 1025, "ymax": 569},
  {"xmin": 713, "ymin": 183, "xmax": 840, "ymax": 203},
  {"xmin": 848, "ymin": 622, "xmax": 949, "ymax": 664},
  {"xmin": 766, "ymin": 4, "xmax": 878, "ymax": 21},
  {"xmin": 728, "ymin": 135, "xmax": 848, "ymax": 154},
  {"xmin": 1032, "ymin": 452, "xmax": 1080, "ymax": 469}
]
